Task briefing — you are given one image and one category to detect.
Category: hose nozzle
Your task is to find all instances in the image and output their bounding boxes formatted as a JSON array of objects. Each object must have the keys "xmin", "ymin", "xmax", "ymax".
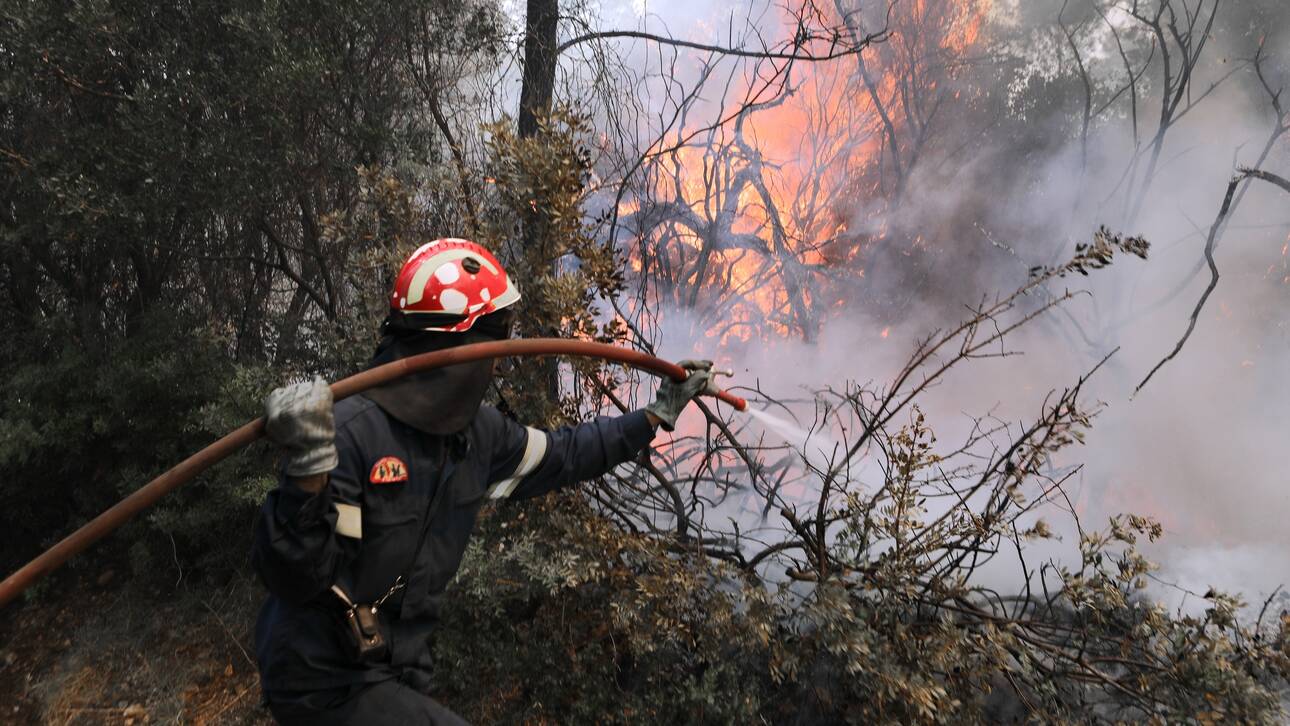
[{"xmin": 701, "ymin": 367, "xmax": 745, "ymax": 409}]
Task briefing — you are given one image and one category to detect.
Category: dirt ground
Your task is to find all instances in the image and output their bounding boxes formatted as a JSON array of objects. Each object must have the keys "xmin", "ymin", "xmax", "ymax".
[{"xmin": 0, "ymin": 565, "xmax": 273, "ymax": 725}]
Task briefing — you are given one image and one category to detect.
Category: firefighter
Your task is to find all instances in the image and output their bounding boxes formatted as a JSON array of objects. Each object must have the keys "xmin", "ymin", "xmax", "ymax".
[{"xmin": 251, "ymin": 239, "xmax": 712, "ymax": 725}]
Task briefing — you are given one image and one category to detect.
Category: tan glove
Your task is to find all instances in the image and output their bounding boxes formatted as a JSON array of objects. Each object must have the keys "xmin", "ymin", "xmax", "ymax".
[
  {"xmin": 264, "ymin": 376, "xmax": 339, "ymax": 477},
  {"xmin": 645, "ymin": 360, "xmax": 715, "ymax": 431}
]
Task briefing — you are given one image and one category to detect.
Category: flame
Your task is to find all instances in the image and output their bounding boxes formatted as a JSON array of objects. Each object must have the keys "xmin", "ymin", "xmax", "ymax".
[{"xmin": 621, "ymin": 0, "xmax": 994, "ymax": 345}]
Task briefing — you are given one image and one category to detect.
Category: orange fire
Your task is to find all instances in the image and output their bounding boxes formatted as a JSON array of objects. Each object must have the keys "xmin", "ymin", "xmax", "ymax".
[{"xmin": 621, "ymin": 0, "xmax": 994, "ymax": 345}]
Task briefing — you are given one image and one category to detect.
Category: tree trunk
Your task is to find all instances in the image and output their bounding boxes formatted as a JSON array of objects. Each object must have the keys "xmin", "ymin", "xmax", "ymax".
[
  {"xmin": 519, "ymin": 0, "xmax": 563, "ymax": 407},
  {"xmin": 518, "ymin": 0, "xmax": 559, "ymax": 140}
]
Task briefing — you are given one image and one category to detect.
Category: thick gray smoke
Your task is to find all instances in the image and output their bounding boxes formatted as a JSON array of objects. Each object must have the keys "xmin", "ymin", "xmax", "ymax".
[{"xmin": 586, "ymin": 0, "xmax": 1290, "ymax": 612}]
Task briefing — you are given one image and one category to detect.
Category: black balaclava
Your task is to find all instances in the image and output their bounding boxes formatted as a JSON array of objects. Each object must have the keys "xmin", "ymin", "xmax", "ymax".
[{"xmin": 364, "ymin": 309, "xmax": 514, "ymax": 435}]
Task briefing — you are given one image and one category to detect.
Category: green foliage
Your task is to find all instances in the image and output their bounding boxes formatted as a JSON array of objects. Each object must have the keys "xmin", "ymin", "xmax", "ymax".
[
  {"xmin": 435, "ymin": 496, "xmax": 777, "ymax": 724},
  {"xmin": 478, "ymin": 108, "xmax": 628, "ymax": 424},
  {"xmin": 0, "ymin": 313, "xmax": 276, "ymax": 577},
  {"xmin": 0, "ymin": 0, "xmax": 503, "ymax": 582}
]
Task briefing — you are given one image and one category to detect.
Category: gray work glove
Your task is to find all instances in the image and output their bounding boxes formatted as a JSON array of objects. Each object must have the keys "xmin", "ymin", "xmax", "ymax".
[
  {"xmin": 645, "ymin": 360, "xmax": 715, "ymax": 432},
  {"xmin": 264, "ymin": 376, "xmax": 339, "ymax": 477}
]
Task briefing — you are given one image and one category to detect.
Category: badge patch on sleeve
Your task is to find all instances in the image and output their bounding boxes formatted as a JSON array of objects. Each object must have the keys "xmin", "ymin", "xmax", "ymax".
[{"xmin": 369, "ymin": 456, "xmax": 409, "ymax": 484}]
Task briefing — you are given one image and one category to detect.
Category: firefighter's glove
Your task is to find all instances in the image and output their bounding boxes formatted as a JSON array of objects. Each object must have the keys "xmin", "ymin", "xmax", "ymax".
[
  {"xmin": 265, "ymin": 376, "xmax": 339, "ymax": 477},
  {"xmin": 645, "ymin": 360, "xmax": 715, "ymax": 432}
]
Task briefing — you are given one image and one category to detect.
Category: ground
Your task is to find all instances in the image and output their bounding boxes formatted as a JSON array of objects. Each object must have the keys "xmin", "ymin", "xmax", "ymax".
[{"xmin": 0, "ymin": 562, "xmax": 272, "ymax": 725}]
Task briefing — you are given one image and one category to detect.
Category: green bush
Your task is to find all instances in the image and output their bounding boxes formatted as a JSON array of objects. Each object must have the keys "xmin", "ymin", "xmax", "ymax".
[
  {"xmin": 0, "ymin": 313, "xmax": 277, "ymax": 580},
  {"xmin": 435, "ymin": 496, "xmax": 776, "ymax": 724}
]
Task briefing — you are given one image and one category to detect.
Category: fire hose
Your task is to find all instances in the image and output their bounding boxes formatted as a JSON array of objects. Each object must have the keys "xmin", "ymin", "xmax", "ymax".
[{"xmin": 0, "ymin": 338, "xmax": 747, "ymax": 608}]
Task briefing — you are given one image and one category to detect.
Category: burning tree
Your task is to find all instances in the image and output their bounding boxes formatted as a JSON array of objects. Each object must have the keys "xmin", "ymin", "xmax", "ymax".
[{"xmin": 606, "ymin": 0, "xmax": 997, "ymax": 343}]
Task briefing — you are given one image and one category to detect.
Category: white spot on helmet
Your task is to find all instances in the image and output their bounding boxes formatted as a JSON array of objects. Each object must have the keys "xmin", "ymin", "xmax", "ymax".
[
  {"xmin": 440, "ymin": 289, "xmax": 468, "ymax": 314},
  {"xmin": 399, "ymin": 297, "xmax": 406, "ymax": 308},
  {"xmin": 434, "ymin": 263, "xmax": 460, "ymax": 285},
  {"xmin": 480, "ymin": 288, "xmax": 491, "ymax": 302}
]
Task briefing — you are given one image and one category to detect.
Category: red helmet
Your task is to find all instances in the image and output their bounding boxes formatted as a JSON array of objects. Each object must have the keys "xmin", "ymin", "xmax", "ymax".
[{"xmin": 388, "ymin": 238, "xmax": 521, "ymax": 333}]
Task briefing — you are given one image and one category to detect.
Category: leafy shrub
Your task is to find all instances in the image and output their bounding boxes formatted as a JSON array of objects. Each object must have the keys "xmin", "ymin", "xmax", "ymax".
[{"xmin": 0, "ymin": 313, "xmax": 278, "ymax": 580}]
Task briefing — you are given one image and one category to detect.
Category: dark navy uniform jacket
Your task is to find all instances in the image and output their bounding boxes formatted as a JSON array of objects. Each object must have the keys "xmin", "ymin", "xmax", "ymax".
[{"xmin": 251, "ymin": 396, "xmax": 655, "ymax": 694}]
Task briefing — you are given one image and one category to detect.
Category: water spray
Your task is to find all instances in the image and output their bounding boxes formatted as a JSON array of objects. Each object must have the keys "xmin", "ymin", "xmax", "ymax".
[{"xmin": 0, "ymin": 339, "xmax": 746, "ymax": 608}]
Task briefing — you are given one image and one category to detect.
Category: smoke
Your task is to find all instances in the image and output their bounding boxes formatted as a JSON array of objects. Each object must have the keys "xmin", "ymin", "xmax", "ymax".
[
  {"xmin": 953, "ymin": 3, "xmax": 1290, "ymax": 608},
  {"xmin": 589, "ymin": 0, "xmax": 1290, "ymax": 611}
]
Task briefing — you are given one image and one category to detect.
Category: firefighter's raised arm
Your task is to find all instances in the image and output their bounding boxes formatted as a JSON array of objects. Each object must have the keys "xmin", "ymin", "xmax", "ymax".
[{"xmin": 251, "ymin": 378, "xmax": 360, "ymax": 605}]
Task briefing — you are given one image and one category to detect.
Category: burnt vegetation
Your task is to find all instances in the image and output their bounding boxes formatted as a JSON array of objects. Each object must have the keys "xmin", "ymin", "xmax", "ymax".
[{"xmin": 1, "ymin": 0, "xmax": 1288, "ymax": 723}]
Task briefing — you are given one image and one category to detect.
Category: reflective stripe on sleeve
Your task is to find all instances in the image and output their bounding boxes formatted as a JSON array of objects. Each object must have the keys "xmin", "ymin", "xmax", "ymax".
[
  {"xmin": 487, "ymin": 427, "xmax": 548, "ymax": 499},
  {"xmin": 335, "ymin": 503, "xmax": 362, "ymax": 539}
]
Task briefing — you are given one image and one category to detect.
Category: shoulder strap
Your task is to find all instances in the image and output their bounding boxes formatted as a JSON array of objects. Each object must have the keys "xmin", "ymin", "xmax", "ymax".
[{"xmin": 386, "ymin": 437, "xmax": 462, "ymax": 612}]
